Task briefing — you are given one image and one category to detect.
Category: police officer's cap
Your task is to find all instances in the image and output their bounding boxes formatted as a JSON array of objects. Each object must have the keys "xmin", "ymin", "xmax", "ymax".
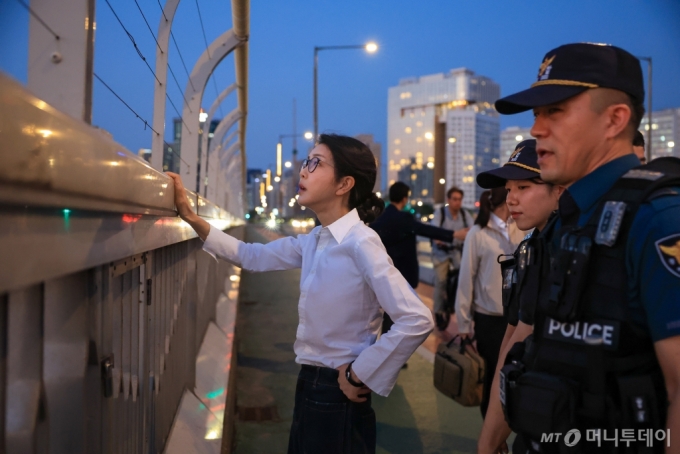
[
  {"xmin": 495, "ymin": 43, "xmax": 644, "ymax": 115},
  {"xmin": 476, "ymin": 139, "xmax": 540, "ymax": 189}
]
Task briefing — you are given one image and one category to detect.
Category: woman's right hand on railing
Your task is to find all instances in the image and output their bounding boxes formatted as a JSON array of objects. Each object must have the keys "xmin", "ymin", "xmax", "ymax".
[
  {"xmin": 166, "ymin": 172, "xmax": 194, "ymax": 221},
  {"xmin": 166, "ymin": 172, "xmax": 211, "ymax": 241}
]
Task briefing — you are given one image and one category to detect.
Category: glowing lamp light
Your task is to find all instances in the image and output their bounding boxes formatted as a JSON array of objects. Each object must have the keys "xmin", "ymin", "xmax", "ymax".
[
  {"xmin": 424, "ymin": 132, "xmax": 434, "ymax": 141},
  {"xmin": 199, "ymin": 112, "xmax": 208, "ymax": 122},
  {"xmin": 439, "ymin": 178, "xmax": 446, "ymax": 185},
  {"xmin": 284, "ymin": 161, "xmax": 292, "ymax": 168},
  {"xmin": 515, "ymin": 135, "xmax": 523, "ymax": 141},
  {"xmin": 448, "ymin": 137, "xmax": 456, "ymax": 143},
  {"xmin": 304, "ymin": 131, "xmax": 314, "ymax": 140},
  {"xmin": 365, "ymin": 42, "xmax": 378, "ymax": 53}
]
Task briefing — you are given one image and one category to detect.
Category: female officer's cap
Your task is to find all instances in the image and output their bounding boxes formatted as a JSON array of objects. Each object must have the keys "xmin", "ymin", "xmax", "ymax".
[
  {"xmin": 476, "ymin": 139, "xmax": 540, "ymax": 189},
  {"xmin": 495, "ymin": 43, "xmax": 644, "ymax": 115}
]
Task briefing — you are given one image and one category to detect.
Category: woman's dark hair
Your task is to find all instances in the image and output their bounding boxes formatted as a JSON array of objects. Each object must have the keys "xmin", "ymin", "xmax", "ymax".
[
  {"xmin": 475, "ymin": 187, "xmax": 507, "ymax": 228},
  {"xmin": 317, "ymin": 134, "xmax": 385, "ymax": 223}
]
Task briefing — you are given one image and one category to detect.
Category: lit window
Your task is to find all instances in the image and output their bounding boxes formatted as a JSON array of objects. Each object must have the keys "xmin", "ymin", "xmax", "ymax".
[
  {"xmin": 422, "ymin": 189, "xmax": 429, "ymax": 196},
  {"xmin": 425, "ymin": 132, "xmax": 434, "ymax": 140},
  {"xmin": 416, "ymin": 121, "xmax": 423, "ymax": 127},
  {"xmin": 405, "ymin": 127, "xmax": 412, "ymax": 133},
  {"xmin": 411, "ymin": 174, "xmax": 417, "ymax": 181},
  {"xmin": 416, "ymin": 137, "xmax": 422, "ymax": 143},
  {"xmin": 427, "ymin": 162, "xmax": 435, "ymax": 169},
  {"xmin": 448, "ymin": 137, "xmax": 456, "ymax": 143},
  {"xmin": 669, "ymin": 141, "xmax": 675, "ymax": 148},
  {"xmin": 394, "ymin": 139, "xmax": 401, "ymax": 145},
  {"xmin": 394, "ymin": 149, "xmax": 401, "ymax": 155},
  {"xmin": 515, "ymin": 135, "xmax": 523, "ymax": 141},
  {"xmin": 400, "ymin": 92, "xmax": 412, "ymax": 99},
  {"xmin": 439, "ymin": 178, "xmax": 446, "ymax": 184}
]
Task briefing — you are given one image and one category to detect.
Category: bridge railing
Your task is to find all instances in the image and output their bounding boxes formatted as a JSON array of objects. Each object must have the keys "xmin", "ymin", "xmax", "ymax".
[{"xmin": 0, "ymin": 0, "xmax": 249, "ymax": 450}]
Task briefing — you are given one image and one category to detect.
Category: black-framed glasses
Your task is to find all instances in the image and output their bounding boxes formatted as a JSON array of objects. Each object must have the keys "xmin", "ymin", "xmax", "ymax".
[{"xmin": 300, "ymin": 157, "xmax": 333, "ymax": 173}]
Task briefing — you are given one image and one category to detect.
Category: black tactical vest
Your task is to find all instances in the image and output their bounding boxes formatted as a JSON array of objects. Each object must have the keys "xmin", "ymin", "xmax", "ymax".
[{"xmin": 501, "ymin": 157, "xmax": 680, "ymax": 453}]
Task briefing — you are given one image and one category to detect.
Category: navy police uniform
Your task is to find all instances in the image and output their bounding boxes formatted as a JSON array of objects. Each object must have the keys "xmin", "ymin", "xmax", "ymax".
[
  {"xmin": 477, "ymin": 139, "xmax": 544, "ymax": 329},
  {"xmin": 493, "ymin": 43, "xmax": 680, "ymax": 453}
]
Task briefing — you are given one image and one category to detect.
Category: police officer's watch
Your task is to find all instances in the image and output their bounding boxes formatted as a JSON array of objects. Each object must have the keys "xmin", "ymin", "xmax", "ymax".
[{"xmin": 345, "ymin": 361, "xmax": 364, "ymax": 387}]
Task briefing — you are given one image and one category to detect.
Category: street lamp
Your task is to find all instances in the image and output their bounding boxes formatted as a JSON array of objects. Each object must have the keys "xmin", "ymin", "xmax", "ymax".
[
  {"xmin": 313, "ymin": 42, "xmax": 378, "ymax": 138},
  {"xmin": 637, "ymin": 56, "xmax": 652, "ymax": 162},
  {"xmin": 277, "ymin": 132, "xmax": 314, "ymax": 174}
]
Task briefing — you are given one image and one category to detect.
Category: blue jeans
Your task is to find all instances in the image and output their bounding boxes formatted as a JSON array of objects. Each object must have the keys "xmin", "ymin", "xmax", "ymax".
[{"xmin": 287, "ymin": 365, "xmax": 376, "ymax": 454}]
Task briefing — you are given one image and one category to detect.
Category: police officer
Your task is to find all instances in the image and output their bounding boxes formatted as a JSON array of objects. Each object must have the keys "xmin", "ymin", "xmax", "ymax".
[
  {"xmin": 476, "ymin": 140, "xmax": 564, "ymax": 454},
  {"xmin": 487, "ymin": 43, "xmax": 680, "ymax": 453}
]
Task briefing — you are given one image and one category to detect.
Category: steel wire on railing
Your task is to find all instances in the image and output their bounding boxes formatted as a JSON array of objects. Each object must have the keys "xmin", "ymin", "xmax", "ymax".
[
  {"xmin": 93, "ymin": 73, "xmax": 191, "ymax": 173},
  {"xmin": 195, "ymin": 0, "xmax": 226, "ymax": 119},
  {"xmin": 134, "ymin": 0, "xmax": 192, "ymax": 112},
  {"xmin": 14, "ymin": 0, "xmax": 60, "ymax": 40},
  {"xmin": 103, "ymin": 0, "xmax": 191, "ymax": 133}
]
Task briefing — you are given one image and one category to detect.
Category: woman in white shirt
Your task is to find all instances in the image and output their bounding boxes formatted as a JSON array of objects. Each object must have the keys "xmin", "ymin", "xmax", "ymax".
[
  {"xmin": 455, "ymin": 186, "xmax": 524, "ymax": 419},
  {"xmin": 167, "ymin": 134, "xmax": 434, "ymax": 454}
]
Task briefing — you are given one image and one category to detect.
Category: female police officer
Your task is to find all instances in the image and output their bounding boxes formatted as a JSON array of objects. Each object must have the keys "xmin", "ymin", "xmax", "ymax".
[{"xmin": 474, "ymin": 139, "xmax": 564, "ymax": 454}]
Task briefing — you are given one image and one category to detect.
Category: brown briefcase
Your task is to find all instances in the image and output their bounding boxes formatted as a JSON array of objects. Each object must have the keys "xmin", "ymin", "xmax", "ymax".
[{"xmin": 433, "ymin": 336, "xmax": 485, "ymax": 406}]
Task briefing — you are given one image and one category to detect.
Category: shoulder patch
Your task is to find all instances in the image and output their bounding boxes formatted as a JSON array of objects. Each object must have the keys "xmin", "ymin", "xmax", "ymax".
[
  {"xmin": 656, "ymin": 234, "xmax": 680, "ymax": 278},
  {"xmin": 622, "ymin": 169, "xmax": 664, "ymax": 181}
]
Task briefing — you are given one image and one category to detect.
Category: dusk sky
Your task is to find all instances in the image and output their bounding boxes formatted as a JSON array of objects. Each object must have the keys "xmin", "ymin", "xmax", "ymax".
[{"xmin": 2, "ymin": 0, "xmax": 680, "ymax": 177}]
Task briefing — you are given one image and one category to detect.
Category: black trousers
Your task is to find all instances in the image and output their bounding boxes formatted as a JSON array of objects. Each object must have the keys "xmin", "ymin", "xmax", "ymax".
[
  {"xmin": 473, "ymin": 312, "xmax": 507, "ymax": 419},
  {"xmin": 287, "ymin": 365, "xmax": 376, "ymax": 454}
]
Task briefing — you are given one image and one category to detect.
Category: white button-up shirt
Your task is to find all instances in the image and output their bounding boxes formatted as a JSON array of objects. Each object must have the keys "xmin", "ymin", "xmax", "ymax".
[{"xmin": 203, "ymin": 209, "xmax": 434, "ymax": 396}]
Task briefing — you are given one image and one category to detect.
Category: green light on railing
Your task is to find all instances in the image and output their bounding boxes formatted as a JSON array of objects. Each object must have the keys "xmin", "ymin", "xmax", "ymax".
[
  {"xmin": 63, "ymin": 208, "xmax": 71, "ymax": 230},
  {"xmin": 205, "ymin": 388, "xmax": 225, "ymax": 399}
]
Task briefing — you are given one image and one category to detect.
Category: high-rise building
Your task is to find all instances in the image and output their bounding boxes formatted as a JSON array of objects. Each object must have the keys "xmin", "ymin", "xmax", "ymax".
[
  {"xmin": 246, "ymin": 168, "xmax": 264, "ymax": 211},
  {"xmin": 355, "ymin": 134, "xmax": 382, "ymax": 192},
  {"xmin": 640, "ymin": 108, "xmax": 680, "ymax": 160},
  {"xmin": 501, "ymin": 126, "xmax": 533, "ymax": 162},
  {"xmin": 387, "ymin": 68, "xmax": 500, "ymax": 208}
]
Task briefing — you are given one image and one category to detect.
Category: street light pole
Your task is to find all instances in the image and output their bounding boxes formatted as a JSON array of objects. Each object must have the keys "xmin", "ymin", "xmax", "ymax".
[
  {"xmin": 313, "ymin": 43, "xmax": 378, "ymax": 139},
  {"xmin": 638, "ymin": 56, "xmax": 653, "ymax": 162}
]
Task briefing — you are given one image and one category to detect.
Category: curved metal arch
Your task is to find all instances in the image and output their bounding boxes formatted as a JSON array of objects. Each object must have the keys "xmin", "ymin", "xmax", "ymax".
[
  {"xmin": 180, "ymin": 29, "xmax": 244, "ymax": 192},
  {"xmin": 208, "ymin": 108, "xmax": 241, "ymax": 158},
  {"xmin": 205, "ymin": 108, "xmax": 241, "ymax": 200},
  {"xmin": 201, "ymin": 83, "xmax": 237, "ymax": 173},
  {"xmin": 214, "ymin": 142, "xmax": 239, "ymax": 202},
  {"xmin": 219, "ymin": 141, "xmax": 241, "ymax": 168},
  {"xmin": 150, "ymin": 0, "xmax": 181, "ymax": 172},
  {"xmin": 219, "ymin": 130, "xmax": 239, "ymax": 155},
  {"xmin": 225, "ymin": 153, "xmax": 243, "ymax": 216}
]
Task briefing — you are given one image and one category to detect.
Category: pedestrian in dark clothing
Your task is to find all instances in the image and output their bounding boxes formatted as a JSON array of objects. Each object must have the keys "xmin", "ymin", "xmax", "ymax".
[{"xmin": 370, "ymin": 182, "xmax": 467, "ymax": 334}]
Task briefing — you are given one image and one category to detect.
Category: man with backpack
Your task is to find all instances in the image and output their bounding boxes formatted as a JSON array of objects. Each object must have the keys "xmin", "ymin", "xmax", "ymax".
[
  {"xmin": 431, "ymin": 187, "xmax": 473, "ymax": 331},
  {"xmin": 370, "ymin": 182, "xmax": 467, "ymax": 336}
]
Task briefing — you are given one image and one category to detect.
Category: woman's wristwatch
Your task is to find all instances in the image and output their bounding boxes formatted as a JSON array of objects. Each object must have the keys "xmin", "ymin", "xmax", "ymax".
[{"xmin": 345, "ymin": 361, "xmax": 364, "ymax": 387}]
